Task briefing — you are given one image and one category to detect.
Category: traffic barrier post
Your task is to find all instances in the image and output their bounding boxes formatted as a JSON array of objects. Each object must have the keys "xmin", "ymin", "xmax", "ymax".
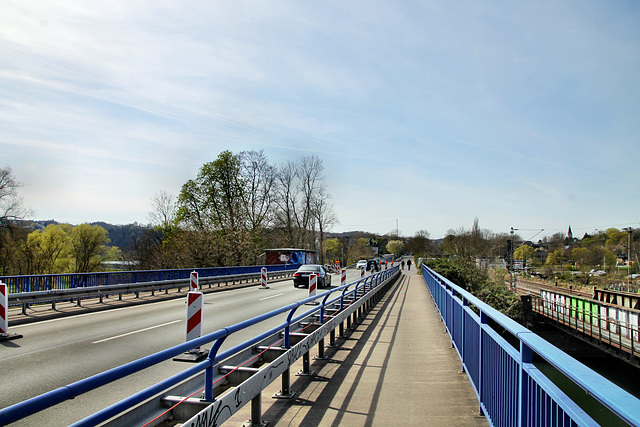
[
  {"xmin": 341, "ymin": 268, "xmax": 346, "ymax": 287},
  {"xmin": 306, "ymin": 274, "xmax": 319, "ymax": 305},
  {"xmin": 260, "ymin": 267, "xmax": 269, "ymax": 289},
  {"xmin": 0, "ymin": 282, "xmax": 23, "ymax": 342},
  {"xmin": 174, "ymin": 291, "xmax": 208, "ymax": 362},
  {"xmin": 361, "ymin": 266, "xmax": 365, "ymax": 278},
  {"xmin": 189, "ymin": 271, "xmax": 199, "ymax": 292}
]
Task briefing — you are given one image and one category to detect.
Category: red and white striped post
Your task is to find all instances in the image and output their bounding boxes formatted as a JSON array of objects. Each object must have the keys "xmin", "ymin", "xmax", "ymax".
[
  {"xmin": 1, "ymin": 282, "xmax": 22, "ymax": 341},
  {"xmin": 0, "ymin": 282, "xmax": 8, "ymax": 334},
  {"xmin": 341, "ymin": 268, "xmax": 347, "ymax": 287},
  {"xmin": 360, "ymin": 266, "xmax": 365, "ymax": 278},
  {"xmin": 308, "ymin": 274, "xmax": 317, "ymax": 298},
  {"xmin": 260, "ymin": 267, "xmax": 269, "ymax": 289},
  {"xmin": 190, "ymin": 271, "xmax": 199, "ymax": 292},
  {"xmin": 174, "ymin": 289, "xmax": 208, "ymax": 362},
  {"xmin": 186, "ymin": 291, "xmax": 203, "ymax": 345}
]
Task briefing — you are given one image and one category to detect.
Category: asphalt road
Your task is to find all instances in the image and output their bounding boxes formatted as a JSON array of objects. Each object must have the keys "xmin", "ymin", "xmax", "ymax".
[{"xmin": 0, "ymin": 269, "xmax": 363, "ymax": 426}]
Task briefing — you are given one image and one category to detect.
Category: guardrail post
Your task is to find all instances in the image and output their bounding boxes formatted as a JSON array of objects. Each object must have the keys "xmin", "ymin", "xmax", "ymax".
[
  {"xmin": 275, "ymin": 307, "xmax": 298, "ymax": 399},
  {"xmin": 249, "ymin": 392, "xmax": 264, "ymax": 427}
]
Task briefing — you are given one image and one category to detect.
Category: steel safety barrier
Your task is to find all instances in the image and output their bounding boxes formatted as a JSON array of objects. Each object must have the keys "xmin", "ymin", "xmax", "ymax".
[
  {"xmin": 3, "ymin": 265, "xmax": 298, "ymax": 315},
  {"xmin": 422, "ymin": 264, "xmax": 640, "ymax": 427},
  {"xmin": 0, "ymin": 264, "xmax": 298, "ymax": 294},
  {"xmin": 0, "ymin": 267, "xmax": 400, "ymax": 426}
]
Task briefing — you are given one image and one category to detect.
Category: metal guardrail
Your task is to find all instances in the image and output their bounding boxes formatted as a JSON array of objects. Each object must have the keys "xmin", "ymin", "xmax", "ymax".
[
  {"xmin": 7, "ymin": 269, "xmax": 296, "ymax": 315},
  {"xmin": 0, "ymin": 267, "xmax": 401, "ymax": 426},
  {"xmin": 421, "ymin": 264, "xmax": 640, "ymax": 427},
  {"xmin": 0, "ymin": 264, "xmax": 298, "ymax": 293}
]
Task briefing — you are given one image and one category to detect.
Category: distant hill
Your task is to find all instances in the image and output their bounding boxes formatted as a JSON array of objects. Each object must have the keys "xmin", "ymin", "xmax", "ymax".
[
  {"xmin": 89, "ymin": 222, "xmax": 148, "ymax": 250},
  {"xmin": 29, "ymin": 220, "xmax": 148, "ymax": 250}
]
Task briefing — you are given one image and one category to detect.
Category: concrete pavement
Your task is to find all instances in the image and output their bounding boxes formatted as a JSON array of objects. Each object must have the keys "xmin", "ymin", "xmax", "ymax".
[{"xmin": 227, "ymin": 270, "xmax": 488, "ymax": 426}]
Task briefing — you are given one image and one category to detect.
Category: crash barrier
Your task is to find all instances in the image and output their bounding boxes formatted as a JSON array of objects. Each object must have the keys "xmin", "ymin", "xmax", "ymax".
[
  {"xmin": 421, "ymin": 264, "xmax": 640, "ymax": 427},
  {"xmin": 5, "ymin": 267, "xmax": 297, "ymax": 316},
  {"xmin": 0, "ymin": 267, "xmax": 401, "ymax": 426},
  {"xmin": 0, "ymin": 264, "xmax": 298, "ymax": 294},
  {"xmin": 535, "ymin": 288, "xmax": 640, "ymax": 361}
]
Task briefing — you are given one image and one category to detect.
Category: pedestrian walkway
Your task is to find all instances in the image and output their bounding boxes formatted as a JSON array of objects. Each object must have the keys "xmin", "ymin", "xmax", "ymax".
[{"xmin": 227, "ymin": 271, "xmax": 488, "ymax": 426}]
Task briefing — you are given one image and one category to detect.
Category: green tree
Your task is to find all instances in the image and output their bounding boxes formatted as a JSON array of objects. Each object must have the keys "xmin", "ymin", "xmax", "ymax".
[
  {"xmin": 545, "ymin": 248, "xmax": 566, "ymax": 266},
  {"xmin": 323, "ymin": 238, "xmax": 341, "ymax": 262},
  {"xmin": 386, "ymin": 240, "xmax": 405, "ymax": 257},
  {"xmin": 177, "ymin": 151, "xmax": 246, "ymax": 232},
  {"xmin": 71, "ymin": 224, "xmax": 111, "ymax": 273},
  {"xmin": 25, "ymin": 224, "xmax": 72, "ymax": 274},
  {"xmin": 348, "ymin": 238, "xmax": 373, "ymax": 264},
  {"xmin": 514, "ymin": 245, "xmax": 536, "ymax": 267},
  {"xmin": 571, "ymin": 247, "xmax": 589, "ymax": 268}
]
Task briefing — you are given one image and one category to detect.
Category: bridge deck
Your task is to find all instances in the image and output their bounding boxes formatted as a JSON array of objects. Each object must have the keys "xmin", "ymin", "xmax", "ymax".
[{"xmin": 225, "ymin": 271, "xmax": 488, "ymax": 426}]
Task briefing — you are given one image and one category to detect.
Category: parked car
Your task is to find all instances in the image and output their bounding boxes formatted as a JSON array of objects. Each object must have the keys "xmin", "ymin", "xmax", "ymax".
[
  {"xmin": 356, "ymin": 260, "xmax": 367, "ymax": 270},
  {"xmin": 293, "ymin": 264, "xmax": 332, "ymax": 288}
]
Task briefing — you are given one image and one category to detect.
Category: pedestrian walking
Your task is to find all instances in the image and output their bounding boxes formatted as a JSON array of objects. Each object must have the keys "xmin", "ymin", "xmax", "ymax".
[
  {"xmin": 407, "ymin": 259, "xmax": 412, "ymax": 271},
  {"xmin": 401, "ymin": 260, "xmax": 405, "ymax": 270}
]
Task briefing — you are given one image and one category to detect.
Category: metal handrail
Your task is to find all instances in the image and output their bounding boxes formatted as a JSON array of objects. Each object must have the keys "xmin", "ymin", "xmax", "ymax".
[
  {"xmin": 0, "ymin": 267, "xmax": 400, "ymax": 426},
  {"xmin": 422, "ymin": 264, "xmax": 640, "ymax": 427}
]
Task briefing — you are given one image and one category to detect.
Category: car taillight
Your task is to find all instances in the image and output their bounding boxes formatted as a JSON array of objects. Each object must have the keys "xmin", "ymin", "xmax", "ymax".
[{"xmin": 294, "ymin": 273, "xmax": 300, "ymax": 277}]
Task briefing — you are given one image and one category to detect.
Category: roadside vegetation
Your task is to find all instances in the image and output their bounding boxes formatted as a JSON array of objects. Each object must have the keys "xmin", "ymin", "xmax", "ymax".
[{"xmin": 1, "ymin": 160, "xmax": 637, "ymax": 302}]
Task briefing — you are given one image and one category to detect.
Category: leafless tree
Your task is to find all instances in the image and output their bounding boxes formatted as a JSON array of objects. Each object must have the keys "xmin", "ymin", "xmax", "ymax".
[
  {"xmin": 0, "ymin": 165, "xmax": 31, "ymax": 227},
  {"xmin": 240, "ymin": 150, "xmax": 276, "ymax": 231},
  {"xmin": 148, "ymin": 190, "xmax": 176, "ymax": 227}
]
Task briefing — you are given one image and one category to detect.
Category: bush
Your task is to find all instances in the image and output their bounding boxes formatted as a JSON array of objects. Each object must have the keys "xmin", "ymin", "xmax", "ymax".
[{"xmin": 427, "ymin": 258, "xmax": 522, "ymax": 321}]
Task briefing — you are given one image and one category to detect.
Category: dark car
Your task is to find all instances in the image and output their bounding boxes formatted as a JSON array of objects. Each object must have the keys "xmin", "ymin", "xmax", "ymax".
[
  {"xmin": 367, "ymin": 259, "xmax": 379, "ymax": 272},
  {"xmin": 293, "ymin": 264, "xmax": 332, "ymax": 288}
]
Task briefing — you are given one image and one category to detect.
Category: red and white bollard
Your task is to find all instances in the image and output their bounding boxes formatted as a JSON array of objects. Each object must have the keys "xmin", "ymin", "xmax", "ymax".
[
  {"xmin": 186, "ymin": 291, "xmax": 203, "ymax": 344},
  {"xmin": 0, "ymin": 282, "xmax": 20, "ymax": 341},
  {"xmin": 190, "ymin": 271, "xmax": 199, "ymax": 292},
  {"xmin": 0, "ymin": 282, "xmax": 7, "ymax": 335},
  {"xmin": 174, "ymin": 290, "xmax": 208, "ymax": 362},
  {"xmin": 341, "ymin": 268, "xmax": 347, "ymax": 287},
  {"xmin": 260, "ymin": 267, "xmax": 269, "ymax": 289},
  {"xmin": 360, "ymin": 266, "xmax": 365, "ymax": 278},
  {"xmin": 308, "ymin": 274, "xmax": 317, "ymax": 298}
]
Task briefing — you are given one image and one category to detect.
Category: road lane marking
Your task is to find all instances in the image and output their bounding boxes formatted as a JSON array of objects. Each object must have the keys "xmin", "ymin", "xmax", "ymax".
[
  {"xmin": 258, "ymin": 293, "xmax": 285, "ymax": 301},
  {"xmin": 14, "ymin": 298, "xmax": 179, "ymax": 328},
  {"xmin": 91, "ymin": 320, "xmax": 181, "ymax": 344}
]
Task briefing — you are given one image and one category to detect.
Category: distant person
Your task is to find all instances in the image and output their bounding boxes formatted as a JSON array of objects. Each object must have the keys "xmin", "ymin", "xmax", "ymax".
[
  {"xmin": 407, "ymin": 259, "xmax": 412, "ymax": 271},
  {"xmin": 401, "ymin": 260, "xmax": 405, "ymax": 270}
]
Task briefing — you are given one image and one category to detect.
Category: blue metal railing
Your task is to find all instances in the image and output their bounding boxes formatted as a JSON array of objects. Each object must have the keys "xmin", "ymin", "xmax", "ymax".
[
  {"xmin": 0, "ymin": 267, "xmax": 399, "ymax": 426},
  {"xmin": 422, "ymin": 264, "xmax": 640, "ymax": 427},
  {"xmin": 0, "ymin": 264, "xmax": 298, "ymax": 293}
]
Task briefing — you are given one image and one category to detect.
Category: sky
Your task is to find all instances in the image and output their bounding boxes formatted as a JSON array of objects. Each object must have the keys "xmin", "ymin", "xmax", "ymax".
[{"xmin": 1, "ymin": 1, "xmax": 639, "ymax": 240}]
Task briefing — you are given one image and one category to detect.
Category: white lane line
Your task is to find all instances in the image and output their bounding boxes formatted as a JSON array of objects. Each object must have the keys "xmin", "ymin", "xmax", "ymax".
[
  {"xmin": 15, "ymin": 298, "xmax": 179, "ymax": 328},
  {"xmin": 91, "ymin": 320, "xmax": 181, "ymax": 344},
  {"xmin": 258, "ymin": 293, "xmax": 285, "ymax": 301}
]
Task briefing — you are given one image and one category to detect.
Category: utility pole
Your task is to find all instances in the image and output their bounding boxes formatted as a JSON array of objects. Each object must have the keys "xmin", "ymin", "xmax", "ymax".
[
  {"xmin": 510, "ymin": 227, "xmax": 517, "ymax": 291},
  {"xmin": 626, "ymin": 228, "xmax": 632, "ymax": 289}
]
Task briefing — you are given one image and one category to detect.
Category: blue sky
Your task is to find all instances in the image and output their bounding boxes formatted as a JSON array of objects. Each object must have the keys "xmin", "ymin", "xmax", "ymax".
[{"xmin": 1, "ymin": 1, "xmax": 639, "ymax": 239}]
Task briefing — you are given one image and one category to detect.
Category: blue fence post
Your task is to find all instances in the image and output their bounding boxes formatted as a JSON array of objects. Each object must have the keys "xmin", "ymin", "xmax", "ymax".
[
  {"xmin": 478, "ymin": 310, "xmax": 487, "ymax": 417},
  {"xmin": 518, "ymin": 341, "xmax": 532, "ymax": 427},
  {"xmin": 461, "ymin": 297, "xmax": 468, "ymax": 373}
]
